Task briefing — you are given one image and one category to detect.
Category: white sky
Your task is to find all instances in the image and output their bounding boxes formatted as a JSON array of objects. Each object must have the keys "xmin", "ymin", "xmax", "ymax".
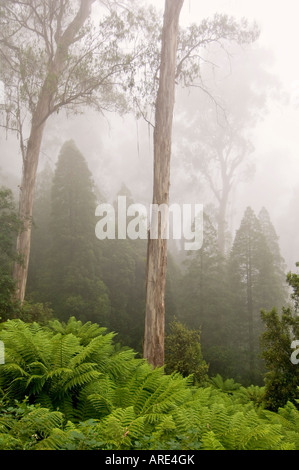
[
  {"xmin": 1, "ymin": 1, "xmax": 299, "ymax": 266},
  {"xmin": 149, "ymin": 0, "xmax": 299, "ymax": 95},
  {"xmin": 147, "ymin": 0, "xmax": 299, "ymax": 267},
  {"xmin": 148, "ymin": 0, "xmax": 299, "ymax": 160}
]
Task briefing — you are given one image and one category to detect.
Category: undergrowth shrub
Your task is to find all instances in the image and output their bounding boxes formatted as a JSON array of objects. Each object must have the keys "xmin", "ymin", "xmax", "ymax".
[{"xmin": 0, "ymin": 318, "xmax": 298, "ymax": 450}]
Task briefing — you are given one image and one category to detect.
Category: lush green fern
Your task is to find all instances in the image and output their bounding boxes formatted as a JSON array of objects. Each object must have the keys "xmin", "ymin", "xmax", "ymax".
[
  {"xmin": 0, "ymin": 318, "xmax": 139, "ymax": 422},
  {"xmin": 35, "ymin": 419, "xmax": 104, "ymax": 450},
  {"xmin": 1, "ymin": 318, "xmax": 299, "ymax": 451},
  {"xmin": 234, "ymin": 385, "xmax": 266, "ymax": 407},
  {"xmin": 47, "ymin": 317, "xmax": 108, "ymax": 345},
  {"xmin": 0, "ymin": 399, "xmax": 65, "ymax": 450},
  {"xmin": 210, "ymin": 374, "xmax": 242, "ymax": 394},
  {"xmin": 200, "ymin": 431, "xmax": 225, "ymax": 450}
]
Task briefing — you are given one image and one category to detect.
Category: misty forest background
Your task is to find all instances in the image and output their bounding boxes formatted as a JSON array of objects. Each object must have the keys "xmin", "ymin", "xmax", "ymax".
[
  {"xmin": 0, "ymin": 0, "xmax": 299, "ymax": 451},
  {"xmin": 1, "ymin": 138, "xmax": 292, "ymax": 384}
]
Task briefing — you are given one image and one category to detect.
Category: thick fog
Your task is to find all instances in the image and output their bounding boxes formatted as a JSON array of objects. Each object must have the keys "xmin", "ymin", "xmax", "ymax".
[{"xmin": 1, "ymin": 0, "xmax": 299, "ymax": 270}]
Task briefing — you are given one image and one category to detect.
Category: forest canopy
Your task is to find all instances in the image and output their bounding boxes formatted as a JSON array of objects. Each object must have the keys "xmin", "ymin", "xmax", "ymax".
[{"xmin": 0, "ymin": 0, "xmax": 298, "ymax": 453}]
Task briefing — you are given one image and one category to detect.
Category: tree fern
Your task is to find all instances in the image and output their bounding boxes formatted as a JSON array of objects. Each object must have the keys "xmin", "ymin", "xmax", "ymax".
[
  {"xmin": 11, "ymin": 407, "xmax": 63, "ymax": 439},
  {"xmin": 234, "ymin": 385, "xmax": 266, "ymax": 407},
  {"xmin": 0, "ymin": 399, "xmax": 65, "ymax": 449},
  {"xmin": 34, "ymin": 418, "xmax": 110, "ymax": 450},
  {"xmin": 207, "ymin": 402, "xmax": 231, "ymax": 437},
  {"xmin": 47, "ymin": 317, "xmax": 108, "ymax": 345},
  {"xmin": 0, "ymin": 433, "xmax": 23, "ymax": 450},
  {"xmin": 140, "ymin": 374, "xmax": 192, "ymax": 423},
  {"xmin": 210, "ymin": 374, "xmax": 242, "ymax": 393},
  {"xmin": 201, "ymin": 431, "xmax": 225, "ymax": 450},
  {"xmin": 50, "ymin": 333, "xmax": 82, "ymax": 369},
  {"xmin": 93, "ymin": 407, "xmax": 146, "ymax": 450},
  {"xmin": 1, "ymin": 318, "xmax": 299, "ymax": 450},
  {"xmin": 259, "ymin": 402, "xmax": 299, "ymax": 449},
  {"xmin": 0, "ymin": 319, "xmax": 139, "ymax": 422}
]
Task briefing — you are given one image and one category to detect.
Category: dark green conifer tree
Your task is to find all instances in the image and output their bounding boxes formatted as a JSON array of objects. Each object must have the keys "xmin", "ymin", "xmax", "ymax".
[
  {"xmin": 43, "ymin": 140, "xmax": 110, "ymax": 324},
  {"xmin": 99, "ymin": 184, "xmax": 147, "ymax": 352},
  {"xmin": 0, "ymin": 188, "xmax": 22, "ymax": 320},
  {"xmin": 258, "ymin": 207, "xmax": 287, "ymax": 307},
  {"xmin": 177, "ymin": 212, "xmax": 230, "ymax": 376},
  {"xmin": 27, "ymin": 164, "xmax": 54, "ymax": 300},
  {"xmin": 228, "ymin": 206, "xmax": 285, "ymax": 385}
]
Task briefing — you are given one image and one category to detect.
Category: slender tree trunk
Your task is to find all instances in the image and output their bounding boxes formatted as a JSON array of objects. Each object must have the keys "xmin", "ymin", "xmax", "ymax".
[
  {"xmin": 143, "ymin": 0, "xmax": 184, "ymax": 368},
  {"xmin": 13, "ymin": 104, "xmax": 48, "ymax": 303},
  {"xmin": 12, "ymin": 0, "xmax": 96, "ymax": 303}
]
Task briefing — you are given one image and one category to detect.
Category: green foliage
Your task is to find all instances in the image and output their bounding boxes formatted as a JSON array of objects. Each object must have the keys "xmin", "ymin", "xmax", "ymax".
[
  {"xmin": 258, "ymin": 207, "xmax": 287, "ymax": 298},
  {"xmin": 0, "ymin": 188, "xmax": 22, "ymax": 265},
  {"xmin": 174, "ymin": 213, "xmax": 231, "ymax": 377},
  {"xmin": 17, "ymin": 301, "xmax": 53, "ymax": 324},
  {"xmin": 0, "ymin": 274, "xmax": 19, "ymax": 322},
  {"xmin": 0, "ymin": 188, "xmax": 23, "ymax": 321},
  {"xmin": 2, "ymin": 388, "xmax": 299, "ymax": 451},
  {"xmin": 174, "ymin": 206, "xmax": 287, "ymax": 386},
  {"xmin": 210, "ymin": 374, "xmax": 242, "ymax": 394},
  {"xmin": 234, "ymin": 384, "xmax": 266, "ymax": 407},
  {"xmin": 2, "ymin": 388, "xmax": 298, "ymax": 451},
  {"xmin": 259, "ymin": 261, "xmax": 299, "ymax": 413},
  {"xmin": 0, "ymin": 399, "xmax": 64, "ymax": 450},
  {"xmin": 26, "ymin": 164, "xmax": 53, "ymax": 299},
  {"xmin": 0, "ymin": 318, "xmax": 298, "ymax": 450},
  {"xmin": 227, "ymin": 206, "xmax": 286, "ymax": 385},
  {"xmin": 0, "ymin": 317, "xmax": 139, "ymax": 421},
  {"xmin": 27, "ymin": 141, "xmax": 111, "ymax": 326},
  {"xmin": 165, "ymin": 321, "xmax": 209, "ymax": 385},
  {"xmin": 286, "ymin": 262, "xmax": 299, "ymax": 312},
  {"xmin": 260, "ymin": 307, "xmax": 299, "ymax": 411}
]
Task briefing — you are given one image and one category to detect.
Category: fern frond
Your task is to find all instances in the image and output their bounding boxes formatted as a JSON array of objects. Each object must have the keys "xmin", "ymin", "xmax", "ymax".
[
  {"xmin": 239, "ymin": 423, "xmax": 283, "ymax": 450},
  {"xmin": 86, "ymin": 393, "xmax": 114, "ymax": 416},
  {"xmin": 10, "ymin": 407, "xmax": 64, "ymax": 443},
  {"xmin": 50, "ymin": 333, "xmax": 82, "ymax": 369},
  {"xmin": 208, "ymin": 403, "xmax": 231, "ymax": 437},
  {"xmin": 210, "ymin": 374, "xmax": 241, "ymax": 393},
  {"xmin": 34, "ymin": 428, "xmax": 69, "ymax": 450},
  {"xmin": 25, "ymin": 374, "xmax": 47, "ymax": 396},
  {"xmin": 201, "ymin": 431, "xmax": 225, "ymax": 450},
  {"xmin": 75, "ymin": 375, "xmax": 116, "ymax": 421},
  {"xmin": 0, "ymin": 433, "xmax": 23, "ymax": 450},
  {"xmin": 48, "ymin": 317, "xmax": 108, "ymax": 346},
  {"xmin": 62, "ymin": 363, "xmax": 102, "ymax": 392},
  {"xmin": 151, "ymin": 415, "xmax": 177, "ymax": 444},
  {"xmin": 97, "ymin": 406, "xmax": 145, "ymax": 449},
  {"xmin": 68, "ymin": 333, "xmax": 114, "ymax": 368}
]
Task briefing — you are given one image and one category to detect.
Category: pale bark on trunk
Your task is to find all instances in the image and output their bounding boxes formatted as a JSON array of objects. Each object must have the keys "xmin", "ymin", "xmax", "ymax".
[
  {"xmin": 143, "ymin": 0, "xmax": 184, "ymax": 368},
  {"xmin": 13, "ymin": 113, "xmax": 47, "ymax": 304},
  {"xmin": 13, "ymin": 0, "xmax": 96, "ymax": 303}
]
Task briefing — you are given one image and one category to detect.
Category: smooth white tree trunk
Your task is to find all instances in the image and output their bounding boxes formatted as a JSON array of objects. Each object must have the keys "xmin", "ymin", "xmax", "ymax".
[{"xmin": 143, "ymin": 0, "xmax": 184, "ymax": 368}]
